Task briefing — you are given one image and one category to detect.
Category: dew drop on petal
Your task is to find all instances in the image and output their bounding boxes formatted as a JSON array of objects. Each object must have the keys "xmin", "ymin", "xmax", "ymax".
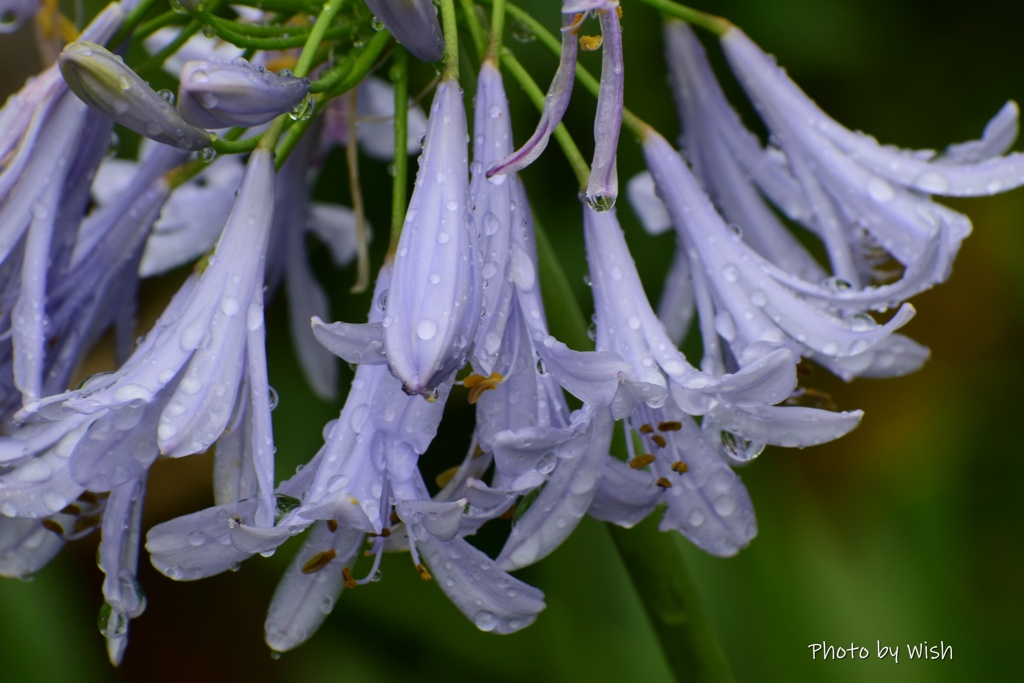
[{"xmin": 416, "ymin": 319, "xmax": 438, "ymax": 340}]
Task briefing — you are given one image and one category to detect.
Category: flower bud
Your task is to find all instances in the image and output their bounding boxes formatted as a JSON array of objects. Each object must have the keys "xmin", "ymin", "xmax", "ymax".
[
  {"xmin": 58, "ymin": 41, "xmax": 214, "ymax": 151},
  {"xmin": 363, "ymin": 0, "xmax": 444, "ymax": 62},
  {"xmin": 177, "ymin": 59, "xmax": 311, "ymax": 129}
]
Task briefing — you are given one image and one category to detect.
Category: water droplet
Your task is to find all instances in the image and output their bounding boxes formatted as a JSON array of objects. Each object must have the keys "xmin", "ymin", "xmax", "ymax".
[
  {"xmin": 187, "ymin": 530, "xmax": 206, "ymax": 547},
  {"xmin": 510, "ymin": 19, "xmax": 536, "ymax": 43},
  {"xmin": 482, "ymin": 212, "xmax": 500, "ymax": 236},
  {"xmin": 585, "ymin": 192, "xmax": 615, "ymax": 212},
  {"xmin": 377, "ymin": 289, "xmax": 389, "ymax": 312},
  {"xmin": 866, "ymin": 176, "xmax": 895, "ymax": 202},
  {"xmin": 750, "ymin": 290, "xmax": 767, "ymax": 308},
  {"xmin": 197, "ymin": 147, "xmax": 216, "ymax": 163},
  {"xmin": 156, "ymin": 89, "xmax": 175, "ymax": 105},
  {"xmin": 914, "ymin": 170, "xmax": 950, "ymax": 194},
  {"xmin": 429, "ymin": 272, "xmax": 441, "ymax": 285},
  {"xmin": 289, "ymin": 97, "xmax": 314, "ymax": 121},
  {"xmin": 688, "ymin": 509, "xmax": 705, "ymax": 527},
  {"xmin": 721, "ymin": 431, "xmax": 765, "ymax": 460},
  {"xmin": 268, "ymin": 386, "xmax": 279, "ymax": 410},
  {"xmin": 535, "ymin": 452, "xmax": 556, "ymax": 474},
  {"xmin": 98, "ymin": 603, "xmax": 129, "ymax": 638},
  {"xmin": 587, "ymin": 321, "xmax": 598, "ymax": 342},
  {"xmin": 474, "ymin": 610, "xmax": 498, "ymax": 631},
  {"xmin": 221, "ymin": 297, "xmax": 239, "ymax": 316},
  {"xmin": 416, "ymin": 319, "xmax": 438, "ymax": 340},
  {"xmin": 371, "ymin": 16, "xmax": 385, "ymax": 31},
  {"xmin": 721, "ymin": 264, "xmax": 739, "ymax": 283}
]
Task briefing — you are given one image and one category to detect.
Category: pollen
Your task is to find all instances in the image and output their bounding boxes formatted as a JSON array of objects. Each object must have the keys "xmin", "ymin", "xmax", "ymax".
[
  {"xmin": 301, "ymin": 549, "xmax": 337, "ymax": 574},
  {"xmin": 629, "ymin": 454, "xmax": 656, "ymax": 469},
  {"xmin": 657, "ymin": 421, "xmax": 682, "ymax": 432},
  {"xmin": 416, "ymin": 563, "xmax": 432, "ymax": 581},
  {"xmin": 463, "ymin": 373, "xmax": 504, "ymax": 404},
  {"xmin": 655, "ymin": 477, "xmax": 673, "ymax": 489},
  {"xmin": 638, "ymin": 423, "xmax": 654, "ymax": 434},
  {"xmin": 671, "ymin": 461, "xmax": 689, "ymax": 474},
  {"xmin": 579, "ymin": 35, "xmax": 603, "ymax": 51},
  {"xmin": 651, "ymin": 434, "xmax": 668, "ymax": 448}
]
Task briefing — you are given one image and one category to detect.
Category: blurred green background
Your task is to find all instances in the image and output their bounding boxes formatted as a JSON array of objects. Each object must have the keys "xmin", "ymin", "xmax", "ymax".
[{"xmin": 2, "ymin": 0, "xmax": 1023, "ymax": 681}]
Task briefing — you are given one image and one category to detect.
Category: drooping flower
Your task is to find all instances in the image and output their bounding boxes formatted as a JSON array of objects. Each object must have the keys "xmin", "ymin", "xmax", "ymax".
[
  {"xmin": 383, "ymin": 77, "xmax": 480, "ymax": 395},
  {"xmin": 363, "ymin": 0, "xmax": 444, "ymax": 63}
]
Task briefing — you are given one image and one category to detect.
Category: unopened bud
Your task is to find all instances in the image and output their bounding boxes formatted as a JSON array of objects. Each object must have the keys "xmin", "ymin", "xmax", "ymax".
[
  {"xmin": 177, "ymin": 59, "xmax": 311, "ymax": 129},
  {"xmin": 58, "ymin": 41, "xmax": 214, "ymax": 151},
  {"xmin": 363, "ymin": 0, "xmax": 444, "ymax": 62}
]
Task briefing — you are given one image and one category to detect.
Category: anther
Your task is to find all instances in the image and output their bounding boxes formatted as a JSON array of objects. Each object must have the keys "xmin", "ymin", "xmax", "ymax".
[
  {"xmin": 671, "ymin": 461, "xmax": 689, "ymax": 474},
  {"xmin": 42, "ymin": 519, "xmax": 65, "ymax": 536},
  {"xmin": 342, "ymin": 566, "xmax": 357, "ymax": 589},
  {"xmin": 579, "ymin": 35, "xmax": 603, "ymax": 51},
  {"xmin": 629, "ymin": 454, "xmax": 656, "ymax": 469},
  {"xmin": 301, "ymin": 549, "xmax": 336, "ymax": 574},
  {"xmin": 657, "ymin": 421, "xmax": 682, "ymax": 432},
  {"xmin": 655, "ymin": 477, "xmax": 673, "ymax": 489},
  {"xmin": 435, "ymin": 465, "xmax": 460, "ymax": 488},
  {"xmin": 326, "ymin": 519, "xmax": 338, "ymax": 532},
  {"xmin": 463, "ymin": 373, "xmax": 504, "ymax": 404},
  {"xmin": 416, "ymin": 563, "xmax": 432, "ymax": 581},
  {"xmin": 651, "ymin": 434, "xmax": 667, "ymax": 448},
  {"xmin": 638, "ymin": 424, "xmax": 654, "ymax": 434}
]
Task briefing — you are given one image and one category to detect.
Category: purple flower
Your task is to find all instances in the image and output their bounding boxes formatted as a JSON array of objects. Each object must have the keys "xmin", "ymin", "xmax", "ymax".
[
  {"xmin": 177, "ymin": 58, "xmax": 310, "ymax": 129},
  {"xmin": 383, "ymin": 77, "xmax": 480, "ymax": 395},
  {"xmin": 490, "ymin": 2, "xmax": 624, "ymax": 210},
  {"xmin": 363, "ymin": 0, "xmax": 444, "ymax": 63},
  {"xmin": 59, "ymin": 41, "xmax": 214, "ymax": 151}
]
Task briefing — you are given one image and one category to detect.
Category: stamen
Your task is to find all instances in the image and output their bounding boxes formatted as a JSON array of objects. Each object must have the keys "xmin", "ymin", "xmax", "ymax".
[
  {"xmin": 657, "ymin": 421, "xmax": 682, "ymax": 432},
  {"xmin": 579, "ymin": 35, "xmax": 603, "ymax": 51},
  {"xmin": 41, "ymin": 520, "xmax": 65, "ymax": 536},
  {"xmin": 301, "ymin": 549, "xmax": 337, "ymax": 574},
  {"xmin": 655, "ymin": 477, "xmax": 673, "ymax": 489},
  {"xmin": 435, "ymin": 465, "xmax": 460, "ymax": 488},
  {"xmin": 462, "ymin": 373, "xmax": 504, "ymax": 404},
  {"xmin": 671, "ymin": 461, "xmax": 689, "ymax": 474},
  {"xmin": 342, "ymin": 566, "xmax": 358, "ymax": 589},
  {"xmin": 416, "ymin": 563, "xmax": 432, "ymax": 581},
  {"xmin": 638, "ymin": 423, "xmax": 654, "ymax": 434},
  {"xmin": 326, "ymin": 519, "xmax": 339, "ymax": 533},
  {"xmin": 651, "ymin": 434, "xmax": 668, "ymax": 448},
  {"xmin": 629, "ymin": 454, "xmax": 656, "ymax": 469}
]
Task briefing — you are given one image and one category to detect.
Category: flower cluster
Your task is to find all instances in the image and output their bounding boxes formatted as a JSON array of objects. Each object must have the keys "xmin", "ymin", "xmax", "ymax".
[{"xmin": 1, "ymin": 0, "xmax": 1021, "ymax": 665}]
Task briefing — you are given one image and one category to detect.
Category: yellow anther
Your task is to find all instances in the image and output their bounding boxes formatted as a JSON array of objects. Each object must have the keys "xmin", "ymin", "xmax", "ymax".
[
  {"xmin": 463, "ymin": 373, "xmax": 504, "ymax": 404},
  {"xmin": 671, "ymin": 461, "xmax": 689, "ymax": 474},
  {"xmin": 435, "ymin": 465, "xmax": 460, "ymax": 488},
  {"xmin": 658, "ymin": 421, "xmax": 682, "ymax": 432},
  {"xmin": 342, "ymin": 566, "xmax": 358, "ymax": 589},
  {"xmin": 264, "ymin": 54, "xmax": 298, "ymax": 74},
  {"xmin": 301, "ymin": 549, "xmax": 337, "ymax": 574},
  {"xmin": 416, "ymin": 563, "xmax": 433, "ymax": 581},
  {"xmin": 579, "ymin": 34, "xmax": 603, "ymax": 51},
  {"xmin": 651, "ymin": 434, "xmax": 668, "ymax": 448},
  {"xmin": 629, "ymin": 454, "xmax": 656, "ymax": 469},
  {"xmin": 655, "ymin": 477, "xmax": 673, "ymax": 489},
  {"xmin": 638, "ymin": 424, "xmax": 654, "ymax": 434},
  {"xmin": 569, "ymin": 13, "xmax": 586, "ymax": 33},
  {"xmin": 368, "ymin": 528, "xmax": 392, "ymax": 538}
]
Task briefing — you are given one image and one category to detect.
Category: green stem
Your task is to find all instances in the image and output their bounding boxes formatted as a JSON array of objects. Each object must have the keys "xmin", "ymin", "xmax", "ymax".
[
  {"xmin": 439, "ymin": 0, "xmax": 460, "ymax": 81},
  {"xmin": 135, "ymin": 19, "xmax": 200, "ymax": 77},
  {"xmin": 387, "ymin": 48, "xmax": 410, "ymax": 258},
  {"xmin": 488, "ymin": 0, "xmax": 506, "ymax": 64},
  {"xmin": 634, "ymin": 0, "xmax": 731, "ymax": 36},
  {"xmin": 498, "ymin": 49, "xmax": 590, "ymax": 190},
  {"xmin": 134, "ymin": 10, "xmax": 187, "ymax": 41},
  {"xmin": 293, "ymin": 0, "xmax": 348, "ymax": 78},
  {"xmin": 608, "ymin": 519, "xmax": 737, "ymax": 683},
  {"xmin": 457, "ymin": 0, "xmax": 486, "ymax": 62},
  {"xmin": 313, "ymin": 29, "xmax": 391, "ymax": 95},
  {"xmin": 108, "ymin": 0, "xmax": 162, "ymax": 47}
]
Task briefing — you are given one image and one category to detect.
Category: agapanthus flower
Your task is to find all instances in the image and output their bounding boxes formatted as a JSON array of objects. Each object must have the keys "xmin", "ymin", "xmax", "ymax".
[
  {"xmin": 177, "ymin": 58, "xmax": 311, "ymax": 129},
  {"xmin": 59, "ymin": 41, "xmax": 214, "ymax": 151},
  {"xmin": 490, "ymin": 1, "xmax": 624, "ymax": 209},
  {"xmin": 0, "ymin": 0, "xmax": 38, "ymax": 33},
  {"xmin": 363, "ymin": 0, "xmax": 444, "ymax": 63},
  {"xmin": 380, "ymin": 76, "xmax": 480, "ymax": 396}
]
